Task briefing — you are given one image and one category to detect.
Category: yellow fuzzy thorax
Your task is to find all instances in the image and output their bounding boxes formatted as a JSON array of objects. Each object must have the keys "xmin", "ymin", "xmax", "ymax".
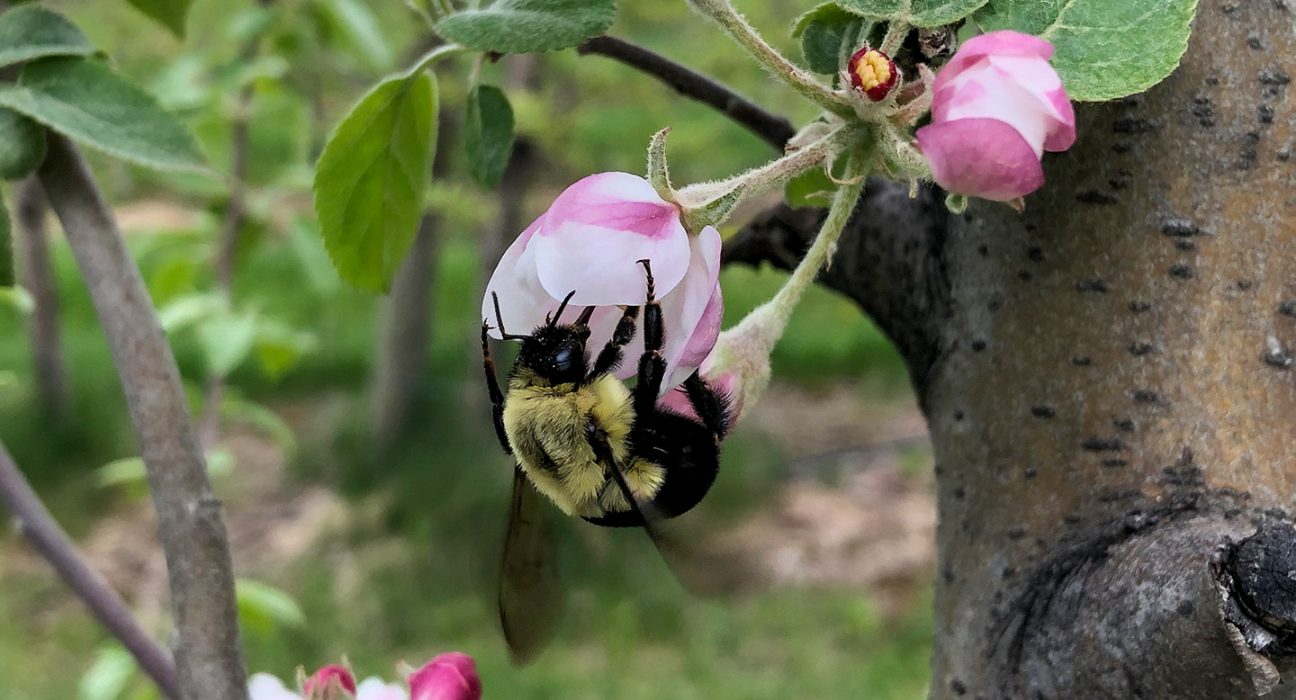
[{"xmin": 502, "ymin": 374, "xmax": 661, "ymax": 518}]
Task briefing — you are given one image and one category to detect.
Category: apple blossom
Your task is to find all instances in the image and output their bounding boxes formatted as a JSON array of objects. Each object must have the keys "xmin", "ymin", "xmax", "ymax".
[
  {"xmin": 408, "ymin": 652, "xmax": 482, "ymax": 700},
  {"xmin": 248, "ymin": 654, "xmax": 479, "ymax": 700},
  {"xmin": 847, "ymin": 47, "xmax": 899, "ymax": 102},
  {"xmin": 484, "ymin": 171, "xmax": 723, "ymax": 393},
  {"xmin": 915, "ymin": 30, "xmax": 1076, "ymax": 202}
]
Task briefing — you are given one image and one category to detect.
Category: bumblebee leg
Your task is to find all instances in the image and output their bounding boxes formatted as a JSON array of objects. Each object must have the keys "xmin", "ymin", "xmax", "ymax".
[
  {"xmin": 481, "ymin": 320, "xmax": 512, "ymax": 454},
  {"xmin": 681, "ymin": 371, "xmax": 733, "ymax": 441},
  {"xmin": 589, "ymin": 305, "xmax": 640, "ymax": 378},
  {"xmin": 633, "ymin": 259, "xmax": 667, "ymax": 417}
]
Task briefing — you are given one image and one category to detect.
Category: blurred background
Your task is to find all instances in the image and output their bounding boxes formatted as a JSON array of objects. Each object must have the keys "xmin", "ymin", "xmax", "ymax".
[{"xmin": 0, "ymin": 1, "xmax": 935, "ymax": 697}]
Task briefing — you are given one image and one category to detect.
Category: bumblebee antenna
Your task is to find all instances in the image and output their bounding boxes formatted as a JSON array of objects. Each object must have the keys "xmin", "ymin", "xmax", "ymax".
[
  {"xmin": 548, "ymin": 290, "xmax": 578, "ymax": 328},
  {"xmin": 574, "ymin": 305, "xmax": 595, "ymax": 326},
  {"xmin": 492, "ymin": 292, "xmax": 526, "ymax": 341}
]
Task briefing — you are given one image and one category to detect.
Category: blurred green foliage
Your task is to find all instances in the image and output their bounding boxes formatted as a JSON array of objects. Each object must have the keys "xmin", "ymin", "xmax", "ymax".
[{"xmin": 0, "ymin": 1, "xmax": 924, "ymax": 698}]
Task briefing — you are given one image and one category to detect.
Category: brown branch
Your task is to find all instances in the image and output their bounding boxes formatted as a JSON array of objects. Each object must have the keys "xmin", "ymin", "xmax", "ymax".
[
  {"xmin": 577, "ymin": 35, "xmax": 795, "ymax": 149},
  {"xmin": 37, "ymin": 133, "xmax": 247, "ymax": 699},
  {"xmin": 0, "ymin": 441, "xmax": 180, "ymax": 699}
]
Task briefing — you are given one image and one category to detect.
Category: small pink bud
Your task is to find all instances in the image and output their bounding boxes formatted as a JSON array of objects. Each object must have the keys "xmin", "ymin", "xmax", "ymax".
[
  {"xmin": 408, "ymin": 652, "xmax": 482, "ymax": 700},
  {"xmin": 304, "ymin": 665, "xmax": 356, "ymax": 699},
  {"xmin": 847, "ymin": 47, "xmax": 899, "ymax": 101}
]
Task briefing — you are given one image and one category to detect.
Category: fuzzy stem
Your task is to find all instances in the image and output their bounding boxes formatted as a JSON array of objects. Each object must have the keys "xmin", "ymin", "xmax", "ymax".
[
  {"xmin": 677, "ymin": 125, "xmax": 852, "ymax": 228},
  {"xmin": 686, "ymin": 0, "xmax": 853, "ymax": 117},
  {"xmin": 879, "ymin": 21, "xmax": 909, "ymax": 56},
  {"xmin": 767, "ymin": 154, "xmax": 867, "ymax": 325}
]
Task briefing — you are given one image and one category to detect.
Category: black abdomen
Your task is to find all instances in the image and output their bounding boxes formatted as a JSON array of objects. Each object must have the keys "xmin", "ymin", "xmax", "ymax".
[{"xmin": 583, "ymin": 411, "xmax": 719, "ymax": 528}]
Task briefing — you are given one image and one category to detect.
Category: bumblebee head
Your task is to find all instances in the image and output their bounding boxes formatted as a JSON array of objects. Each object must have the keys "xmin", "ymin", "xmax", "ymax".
[{"xmin": 494, "ymin": 290, "xmax": 595, "ymax": 386}]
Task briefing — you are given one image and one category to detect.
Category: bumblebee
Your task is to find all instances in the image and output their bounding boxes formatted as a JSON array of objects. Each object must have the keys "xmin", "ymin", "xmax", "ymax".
[{"xmin": 480, "ymin": 260, "xmax": 731, "ymax": 661}]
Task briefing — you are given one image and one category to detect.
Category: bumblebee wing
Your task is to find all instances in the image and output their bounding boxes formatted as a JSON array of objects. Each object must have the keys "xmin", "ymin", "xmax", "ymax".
[
  {"xmin": 499, "ymin": 467, "xmax": 565, "ymax": 665},
  {"xmin": 585, "ymin": 430, "xmax": 720, "ymax": 595}
]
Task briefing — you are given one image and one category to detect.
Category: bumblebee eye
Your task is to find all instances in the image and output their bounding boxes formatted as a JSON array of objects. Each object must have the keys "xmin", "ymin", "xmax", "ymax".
[{"xmin": 554, "ymin": 347, "xmax": 576, "ymax": 371}]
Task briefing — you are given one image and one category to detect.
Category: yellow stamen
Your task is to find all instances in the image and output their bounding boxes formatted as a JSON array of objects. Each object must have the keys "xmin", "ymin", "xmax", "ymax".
[{"xmin": 854, "ymin": 50, "xmax": 892, "ymax": 90}]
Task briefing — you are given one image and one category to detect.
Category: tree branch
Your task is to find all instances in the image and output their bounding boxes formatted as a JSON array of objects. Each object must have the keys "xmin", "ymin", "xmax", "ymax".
[
  {"xmin": 0, "ymin": 441, "xmax": 180, "ymax": 699},
  {"xmin": 37, "ymin": 133, "xmax": 247, "ymax": 699},
  {"xmin": 577, "ymin": 35, "xmax": 795, "ymax": 149}
]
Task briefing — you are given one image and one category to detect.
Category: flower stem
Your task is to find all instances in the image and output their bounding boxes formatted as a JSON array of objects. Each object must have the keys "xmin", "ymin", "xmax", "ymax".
[
  {"xmin": 678, "ymin": 124, "xmax": 849, "ymax": 214},
  {"xmin": 879, "ymin": 21, "xmax": 909, "ymax": 56},
  {"xmin": 686, "ymin": 0, "xmax": 853, "ymax": 117},
  {"xmin": 769, "ymin": 153, "xmax": 867, "ymax": 322},
  {"xmin": 410, "ymin": 43, "xmax": 470, "ymax": 75}
]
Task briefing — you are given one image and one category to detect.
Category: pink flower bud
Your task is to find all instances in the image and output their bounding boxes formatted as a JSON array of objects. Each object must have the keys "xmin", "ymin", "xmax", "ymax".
[
  {"xmin": 408, "ymin": 652, "xmax": 482, "ymax": 700},
  {"xmin": 847, "ymin": 47, "xmax": 899, "ymax": 102},
  {"xmin": 915, "ymin": 30, "xmax": 1076, "ymax": 201},
  {"xmin": 304, "ymin": 665, "xmax": 357, "ymax": 699},
  {"xmin": 484, "ymin": 172, "xmax": 723, "ymax": 394}
]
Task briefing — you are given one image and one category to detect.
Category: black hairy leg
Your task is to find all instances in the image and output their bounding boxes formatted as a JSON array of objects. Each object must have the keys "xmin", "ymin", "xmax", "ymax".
[
  {"xmin": 590, "ymin": 305, "xmax": 640, "ymax": 378},
  {"xmin": 480, "ymin": 320, "xmax": 512, "ymax": 454},
  {"xmin": 633, "ymin": 259, "xmax": 667, "ymax": 417},
  {"xmin": 680, "ymin": 372, "xmax": 733, "ymax": 441}
]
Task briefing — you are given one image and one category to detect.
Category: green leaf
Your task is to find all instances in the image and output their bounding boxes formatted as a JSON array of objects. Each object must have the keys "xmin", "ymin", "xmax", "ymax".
[
  {"xmin": 313, "ymin": 70, "xmax": 437, "ymax": 293},
  {"xmin": 96, "ymin": 457, "xmax": 148, "ymax": 488},
  {"xmin": 0, "ymin": 192, "xmax": 11, "ymax": 288},
  {"xmin": 836, "ymin": 0, "xmax": 989, "ymax": 27},
  {"xmin": 316, "ymin": 0, "xmax": 396, "ymax": 73},
  {"xmin": 79, "ymin": 645, "xmax": 136, "ymax": 700},
  {"xmin": 123, "ymin": 0, "xmax": 195, "ymax": 39},
  {"xmin": 253, "ymin": 320, "xmax": 316, "ymax": 381},
  {"xmin": 0, "ymin": 5, "xmax": 95, "ymax": 68},
  {"xmin": 196, "ymin": 310, "xmax": 258, "ymax": 377},
  {"xmin": 0, "ymin": 285, "xmax": 32, "ymax": 314},
  {"xmin": 973, "ymin": 0, "xmax": 1197, "ymax": 101},
  {"xmin": 289, "ymin": 217, "xmax": 341, "ymax": 295},
  {"xmin": 465, "ymin": 85, "xmax": 515, "ymax": 188},
  {"xmin": 794, "ymin": 4, "xmax": 867, "ymax": 74},
  {"xmin": 436, "ymin": 0, "xmax": 616, "ymax": 53},
  {"xmin": 0, "ymin": 108, "xmax": 48, "ymax": 181},
  {"xmin": 157, "ymin": 292, "xmax": 223, "ymax": 333},
  {"xmin": 236, "ymin": 578, "xmax": 306, "ymax": 634},
  {"xmin": 0, "ymin": 57, "xmax": 208, "ymax": 172}
]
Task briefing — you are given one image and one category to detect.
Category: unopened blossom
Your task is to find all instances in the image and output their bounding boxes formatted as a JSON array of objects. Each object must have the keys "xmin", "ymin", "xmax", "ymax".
[
  {"xmin": 249, "ymin": 653, "xmax": 478, "ymax": 700},
  {"xmin": 847, "ymin": 47, "xmax": 899, "ymax": 101},
  {"xmin": 408, "ymin": 652, "xmax": 482, "ymax": 700},
  {"xmin": 915, "ymin": 30, "xmax": 1075, "ymax": 201},
  {"xmin": 484, "ymin": 172, "xmax": 723, "ymax": 392}
]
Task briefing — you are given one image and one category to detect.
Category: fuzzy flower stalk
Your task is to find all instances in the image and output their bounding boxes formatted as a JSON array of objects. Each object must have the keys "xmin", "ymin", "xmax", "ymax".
[{"xmin": 661, "ymin": 155, "xmax": 868, "ymax": 423}]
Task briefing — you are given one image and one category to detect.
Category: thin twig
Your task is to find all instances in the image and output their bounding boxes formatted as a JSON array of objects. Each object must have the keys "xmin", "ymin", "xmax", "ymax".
[
  {"xmin": 14, "ymin": 177, "xmax": 70, "ymax": 422},
  {"xmin": 0, "ymin": 441, "xmax": 180, "ymax": 699},
  {"xmin": 577, "ymin": 35, "xmax": 795, "ymax": 149},
  {"xmin": 38, "ymin": 133, "xmax": 247, "ymax": 699}
]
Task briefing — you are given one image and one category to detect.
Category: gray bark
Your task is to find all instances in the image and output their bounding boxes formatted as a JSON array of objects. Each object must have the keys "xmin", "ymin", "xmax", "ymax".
[
  {"xmin": 13, "ymin": 176, "xmax": 70, "ymax": 422},
  {"xmin": 371, "ymin": 214, "xmax": 438, "ymax": 449},
  {"xmin": 728, "ymin": 2, "xmax": 1296, "ymax": 696},
  {"xmin": 38, "ymin": 134, "xmax": 247, "ymax": 700}
]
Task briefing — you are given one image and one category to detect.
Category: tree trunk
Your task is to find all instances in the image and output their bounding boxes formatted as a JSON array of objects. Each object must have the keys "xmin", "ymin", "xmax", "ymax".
[
  {"xmin": 730, "ymin": 2, "xmax": 1296, "ymax": 695},
  {"xmin": 14, "ymin": 176, "xmax": 69, "ymax": 423},
  {"xmin": 371, "ymin": 214, "xmax": 438, "ymax": 449}
]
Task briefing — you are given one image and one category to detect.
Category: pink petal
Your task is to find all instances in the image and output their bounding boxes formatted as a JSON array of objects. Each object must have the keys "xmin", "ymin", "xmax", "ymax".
[
  {"xmin": 1041, "ymin": 86, "xmax": 1076, "ymax": 152},
  {"xmin": 916, "ymin": 118, "xmax": 1045, "ymax": 201},
  {"xmin": 533, "ymin": 172, "xmax": 690, "ymax": 306},
  {"xmin": 933, "ymin": 65, "xmax": 1058, "ymax": 156},
  {"xmin": 941, "ymin": 30, "xmax": 1053, "ymax": 82},
  {"xmin": 305, "ymin": 665, "xmax": 357, "ymax": 697},
  {"xmin": 659, "ymin": 227, "xmax": 723, "ymax": 391},
  {"xmin": 482, "ymin": 215, "xmax": 552, "ymax": 338},
  {"xmin": 408, "ymin": 653, "xmax": 482, "ymax": 700},
  {"xmin": 983, "ymin": 55, "xmax": 1074, "ymax": 150},
  {"xmin": 249, "ymin": 674, "xmax": 303, "ymax": 700}
]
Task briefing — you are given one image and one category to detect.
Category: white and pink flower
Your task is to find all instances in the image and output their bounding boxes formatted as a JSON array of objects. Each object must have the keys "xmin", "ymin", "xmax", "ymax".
[
  {"xmin": 916, "ymin": 30, "xmax": 1076, "ymax": 201},
  {"xmin": 249, "ymin": 654, "xmax": 480, "ymax": 700},
  {"xmin": 483, "ymin": 172, "xmax": 723, "ymax": 393}
]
